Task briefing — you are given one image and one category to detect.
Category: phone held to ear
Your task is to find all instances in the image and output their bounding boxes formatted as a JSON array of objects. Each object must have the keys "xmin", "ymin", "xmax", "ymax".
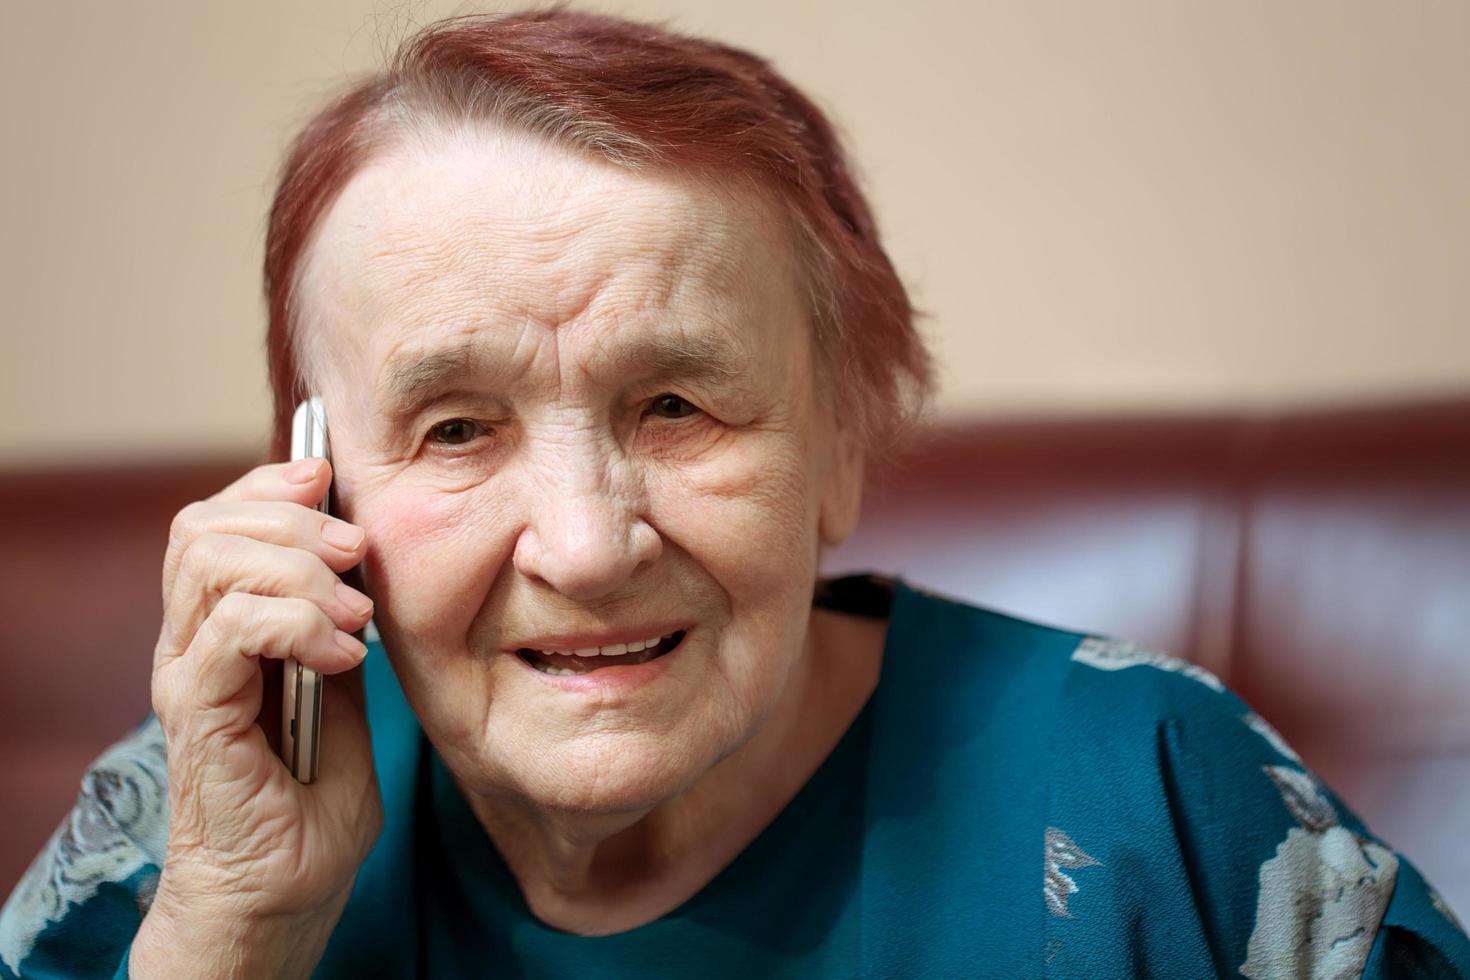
[{"xmin": 284, "ymin": 397, "xmax": 330, "ymax": 784}]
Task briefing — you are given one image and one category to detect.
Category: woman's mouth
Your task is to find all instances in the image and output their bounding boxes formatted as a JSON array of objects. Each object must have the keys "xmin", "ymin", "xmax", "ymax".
[{"xmin": 517, "ymin": 630, "xmax": 687, "ymax": 676}]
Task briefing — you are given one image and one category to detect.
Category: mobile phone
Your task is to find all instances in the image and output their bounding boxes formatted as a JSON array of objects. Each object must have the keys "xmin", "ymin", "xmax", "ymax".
[{"xmin": 283, "ymin": 397, "xmax": 330, "ymax": 783}]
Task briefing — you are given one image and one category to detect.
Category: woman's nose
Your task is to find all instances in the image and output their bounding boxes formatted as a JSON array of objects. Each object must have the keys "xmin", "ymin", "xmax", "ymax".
[{"xmin": 511, "ymin": 447, "xmax": 662, "ymax": 602}]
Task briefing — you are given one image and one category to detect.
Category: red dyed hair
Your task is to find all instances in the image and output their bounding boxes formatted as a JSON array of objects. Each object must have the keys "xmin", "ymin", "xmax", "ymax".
[{"xmin": 264, "ymin": 6, "xmax": 935, "ymax": 477}]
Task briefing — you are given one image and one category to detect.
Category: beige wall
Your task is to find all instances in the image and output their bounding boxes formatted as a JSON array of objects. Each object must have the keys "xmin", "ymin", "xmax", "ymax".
[{"xmin": 2, "ymin": 1, "xmax": 1467, "ymax": 468}]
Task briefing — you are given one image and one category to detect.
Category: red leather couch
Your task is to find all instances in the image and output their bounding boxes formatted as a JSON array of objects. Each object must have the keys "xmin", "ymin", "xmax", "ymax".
[{"xmin": 3, "ymin": 399, "xmax": 1466, "ymax": 919}]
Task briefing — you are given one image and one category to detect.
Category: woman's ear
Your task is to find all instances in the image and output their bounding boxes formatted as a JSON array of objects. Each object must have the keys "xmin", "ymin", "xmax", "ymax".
[{"xmin": 818, "ymin": 423, "xmax": 865, "ymax": 549}]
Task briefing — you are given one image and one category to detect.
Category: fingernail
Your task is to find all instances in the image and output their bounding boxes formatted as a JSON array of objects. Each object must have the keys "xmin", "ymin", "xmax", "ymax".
[
  {"xmin": 322, "ymin": 520, "xmax": 365, "ymax": 551},
  {"xmin": 286, "ymin": 458, "xmax": 322, "ymax": 484},
  {"xmin": 335, "ymin": 630, "xmax": 367, "ymax": 661},
  {"xmin": 336, "ymin": 582, "xmax": 373, "ymax": 618}
]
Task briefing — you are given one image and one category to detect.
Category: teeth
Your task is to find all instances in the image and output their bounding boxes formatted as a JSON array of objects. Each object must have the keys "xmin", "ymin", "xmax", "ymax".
[
  {"xmin": 525, "ymin": 631, "xmax": 682, "ymax": 675},
  {"xmin": 534, "ymin": 633, "xmax": 671, "ymax": 658}
]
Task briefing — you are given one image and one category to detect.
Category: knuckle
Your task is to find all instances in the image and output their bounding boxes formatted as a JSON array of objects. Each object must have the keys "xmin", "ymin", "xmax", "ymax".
[
  {"xmin": 291, "ymin": 500, "xmax": 323, "ymax": 535},
  {"xmin": 281, "ymin": 540, "xmax": 320, "ymax": 576},
  {"xmin": 178, "ymin": 531, "xmax": 234, "ymax": 586},
  {"xmin": 206, "ymin": 593, "xmax": 324, "ymax": 653},
  {"xmin": 291, "ymin": 597, "xmax": 336, "ymax": 646},
  {"xmin": 281, "ymin": 594, "xmax": 321, "ymax": 630},
  {"xmin": 169, "ymin": 500, "xmax": 207, "ymax": 545},
  {"xmin": 207, "ymin": 591, "xmax": 260, "ymax": 645},
  {"xmin": 285, "ymin": 544, "xmax": 336, "ymax": 596}
]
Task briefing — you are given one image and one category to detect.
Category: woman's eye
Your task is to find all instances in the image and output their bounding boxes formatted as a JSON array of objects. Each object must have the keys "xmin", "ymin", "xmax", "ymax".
[
  {"xmin": 426, "ymin": 419, "xmax": 486, "ymax": 446},
  {"xmin": 647, "ymin": 394, "xmax": 699, "ymax": 420}
]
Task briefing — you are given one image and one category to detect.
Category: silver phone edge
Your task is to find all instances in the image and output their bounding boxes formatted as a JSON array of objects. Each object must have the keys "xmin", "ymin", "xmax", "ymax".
[{"xmin": 283, "ymin": 398, "xmax": 330, "ymax": 784}]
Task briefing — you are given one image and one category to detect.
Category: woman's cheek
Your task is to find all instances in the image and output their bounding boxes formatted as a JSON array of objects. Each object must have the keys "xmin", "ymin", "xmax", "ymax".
[
  {"xmin": 647, "ymin": 420, "xmax": 800, "ymax": 497},
  {"xmin": 647, "ymin": 435, "xmax": 812, "ymax": 567},
  {"xmin": 362, "ymin": 482, "xmax": 511, "ymax": 615}
]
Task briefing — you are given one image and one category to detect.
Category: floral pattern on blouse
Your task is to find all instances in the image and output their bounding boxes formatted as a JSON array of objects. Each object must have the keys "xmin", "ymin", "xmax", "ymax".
[
  {"xmin": 1070, "ymin": 636, "xmax": 1225, "ymax": 693},
  {"xmin": 0, "ymin": 717, "xmax": 168, "ymax": 975},
  {"xmin": 1067, "ymin": 633, "xmax": 1424, "ymax": 978},
  {"xmin": 1044, "ymin": 828, "xmax": 1102, "ymax": 919},
  {"xmin": 1239, "ymin": 765, "xmax": 1398, "ymax": 978},
  {"xmin": 1241, "ymin": 711, "xmax": 1303, "ymax": 765}
]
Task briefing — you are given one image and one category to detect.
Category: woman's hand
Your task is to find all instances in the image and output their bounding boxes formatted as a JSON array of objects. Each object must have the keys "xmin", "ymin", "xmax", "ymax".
[{"xmin": 130, "ymin": 458, "xmax": 383, "ymax": 978}]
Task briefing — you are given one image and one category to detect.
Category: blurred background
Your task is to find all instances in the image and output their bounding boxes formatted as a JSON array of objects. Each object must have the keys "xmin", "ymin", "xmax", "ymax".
[
  {"xmin": 1, "ymin": 0, "xmax": 1466, "ymax": 921},
  {"xmin": 3, "ymin": 0, "xmax": 1469, "ymax": 463}
]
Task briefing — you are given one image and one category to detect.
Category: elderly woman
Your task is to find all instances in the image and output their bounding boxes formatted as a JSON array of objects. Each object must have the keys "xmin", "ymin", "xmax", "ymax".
[{"xmin": 2, "ymin": 9, "xmax": 1468, "ymax": 979}]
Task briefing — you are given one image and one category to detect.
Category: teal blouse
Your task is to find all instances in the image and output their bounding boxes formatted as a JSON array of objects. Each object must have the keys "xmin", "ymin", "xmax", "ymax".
[{"xmin": 2, "ymin": 572, "xmax": 1467, "ymax": 977}]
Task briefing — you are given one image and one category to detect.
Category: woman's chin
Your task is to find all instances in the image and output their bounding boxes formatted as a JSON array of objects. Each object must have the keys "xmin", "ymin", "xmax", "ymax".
[{"xmin": 491, "ymin": 738, "xmax": 706, "ymax": 816}]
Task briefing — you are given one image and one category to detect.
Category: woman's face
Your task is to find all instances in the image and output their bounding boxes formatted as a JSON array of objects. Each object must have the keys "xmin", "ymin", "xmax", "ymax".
[{"xmin": 298, "ymin": 126, "xmax": 863, "ymax": 815}]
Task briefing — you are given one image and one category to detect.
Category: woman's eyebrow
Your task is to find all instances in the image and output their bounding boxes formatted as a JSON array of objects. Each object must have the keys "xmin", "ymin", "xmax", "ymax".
[
  {"xmin": 376, "ymin": 342, "xmax": 501, "ymax": 415},
  {"xmin": 375, "ymin": 332, "xmax": 751, "ymax": 418}
]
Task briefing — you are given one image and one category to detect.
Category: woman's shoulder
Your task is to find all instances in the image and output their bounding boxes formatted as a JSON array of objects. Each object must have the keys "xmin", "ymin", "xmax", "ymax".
[
  {"xmin": 882, "ymin": 579, "xmax": 1470, "ymax": 976},
  {"xmin": 888, "ymin": 574, "xmax": 1288, "ymax": 744},
  {"xmin": 884, "ymin": 576, "xmax": 1231, "ymax": 738},
  {"xmin": 1041, "ymin": 629, "xmax": 1470, "ymax": 976}
]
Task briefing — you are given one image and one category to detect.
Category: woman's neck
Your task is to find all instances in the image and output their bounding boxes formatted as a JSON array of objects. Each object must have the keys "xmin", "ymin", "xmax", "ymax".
[{"xmin": 453, "ymin": 605, "xmax": 888, "ymax": 936}]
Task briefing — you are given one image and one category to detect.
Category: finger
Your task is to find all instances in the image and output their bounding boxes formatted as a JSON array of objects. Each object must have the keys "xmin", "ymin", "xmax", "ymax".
[
  {"xmin": 166, "ymin": 592, "xmax": 368, "ymax": 727},
  {"xmin": 163, "ymin": 498, "xmax": 366, "ymax": 602},
  {"xmin": 160, "ymin": 534, "xmax": 372, "ymax": 667},
  {"xmin": 162, "ymin": 457, "xmax": 339, "ymax": 614},
  {"xmin": 209, "ymin": 458, "xmax": 335, "ymax": 508}
]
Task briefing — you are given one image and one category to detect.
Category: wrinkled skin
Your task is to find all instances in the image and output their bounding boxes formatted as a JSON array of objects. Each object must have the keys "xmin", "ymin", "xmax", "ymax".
[{"xmin": 296, "ymin": 123, "xmax": 884, "ymax": 933}]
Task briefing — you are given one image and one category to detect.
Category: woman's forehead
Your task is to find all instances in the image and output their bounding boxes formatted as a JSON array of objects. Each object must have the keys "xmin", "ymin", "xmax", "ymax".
[{"xmin": 301, "ymin": 128, "xmax": 801, "ymax": 355}]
